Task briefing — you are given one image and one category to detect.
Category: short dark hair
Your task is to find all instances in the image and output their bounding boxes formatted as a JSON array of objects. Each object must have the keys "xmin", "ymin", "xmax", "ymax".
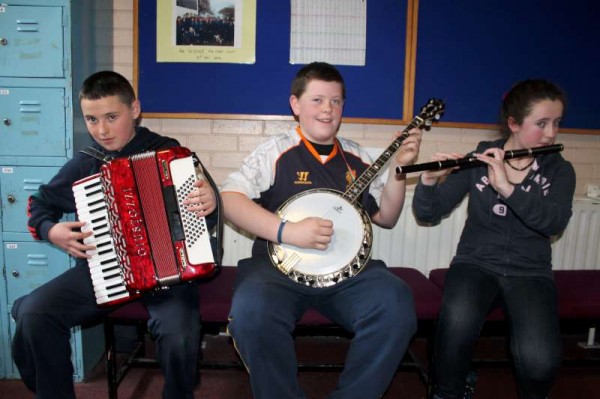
[
  {"xmin": 79, "ymin": 71, "xmax": 136, "ymax": 106},
  {"xmin": 500, "ymin": 79, "xmax": 566, "ymax": 137},
  {"xmin": 290, "ymin": 62, "xmax": 346, "ymax": 99}
]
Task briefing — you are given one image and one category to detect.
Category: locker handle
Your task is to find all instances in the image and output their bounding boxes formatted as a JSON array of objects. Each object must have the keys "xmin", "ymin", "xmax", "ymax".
[
  {"xmin": 19, "ymin": 100, "xmax": 42, "ymax": 113},
  {"xmin": 3, "ymin": 118, "xmax": 11, "ymax": 126},
  {"xmin": 16, "ymin": 20, "xmax": 40, "ymax": 33},
  {"xmin": 7, "ymin": 194, "xmax": 16, "ymax": 204},
  {"xmin": 27, "ymin": 261, "xmax": 48, "ymax": 266},
  {"xmin": 24, "ymin": 180, "xmax": 45, "ymax": 190},
  {"xmin": 12, "ymin": 270, "xmax": 20, "ymax": 278},
  {"xmin": 0, "ymin": 38, "xmax": 7, "ymax": 46},
  {"xmin": 19, "ymin": 106, "xmax": 42, "ymax": 113},
  {"xmin": 17, "ymin": 27, "xmax": 40, "ymax": 33}
]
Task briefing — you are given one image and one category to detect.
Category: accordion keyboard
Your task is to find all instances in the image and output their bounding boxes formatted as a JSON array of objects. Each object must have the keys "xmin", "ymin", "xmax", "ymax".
[{"xmin": 73, "ymin": 175, "xmax": 134, "ymax": 306}]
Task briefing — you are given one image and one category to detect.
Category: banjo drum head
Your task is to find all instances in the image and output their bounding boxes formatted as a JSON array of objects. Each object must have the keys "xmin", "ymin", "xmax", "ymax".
[{"xmin": 273, "ymin": 189, "xmax": 372, "ymax": 281}]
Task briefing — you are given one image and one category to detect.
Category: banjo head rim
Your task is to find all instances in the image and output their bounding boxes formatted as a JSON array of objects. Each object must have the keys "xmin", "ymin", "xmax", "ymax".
[{"xmin": 268, "ymin": 188, "xmax": 373, "ymax": 288}]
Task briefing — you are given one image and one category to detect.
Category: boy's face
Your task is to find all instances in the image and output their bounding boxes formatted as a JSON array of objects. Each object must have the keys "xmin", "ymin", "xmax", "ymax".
[
  {"xmin": 81, "ymin": 95, "xmax": 141, "ymax": 152},
  {"xmin": 290, "ymin": 79, "xmax": 344, "ymax": 144}
]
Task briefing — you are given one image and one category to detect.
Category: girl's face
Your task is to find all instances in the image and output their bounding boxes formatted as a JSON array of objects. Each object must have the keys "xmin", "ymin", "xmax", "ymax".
[
  {"xmin": 289, "ymin": 79, "xmax": 344, "ymax": 144},
  {"xmin": 508, "ymin": 99, "xmax": 563, "ymax": 149}
]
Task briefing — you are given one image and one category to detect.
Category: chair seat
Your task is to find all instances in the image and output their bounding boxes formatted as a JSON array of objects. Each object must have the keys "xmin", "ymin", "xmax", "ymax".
[
  {"xmin": 104, "ymin": 265, "xmax": 441, "ymax": 399},
  {"xmin": 198, "ymin": 267, "xmax": 236, "ymax": 323},
  {"xmin": 429, "ymin": 268, "xmax": 600, "ymax": 322},
  {"xmin": 554, "ymin": 270, "xmax": 600, "ymax": 319},
  {"xmin": 391, "ymin": 267, "xmax": 443, "ymax": 320},
  {"xmin": 107, "ymin": 301, "xmax": 149, "ymax": 321},
  {"xmin": 107, "ymin": 266, "xmax": 444, "ymax": 324}
]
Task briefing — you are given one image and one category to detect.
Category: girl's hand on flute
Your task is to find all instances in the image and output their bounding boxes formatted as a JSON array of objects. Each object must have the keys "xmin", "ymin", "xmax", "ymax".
[
  {"xmin": 474, "ymin": 148, "xmax": 514, "ymax": 198},
  {"xmin": 420, "ymin": 152, "xmax": 463, "ymax": 186}
]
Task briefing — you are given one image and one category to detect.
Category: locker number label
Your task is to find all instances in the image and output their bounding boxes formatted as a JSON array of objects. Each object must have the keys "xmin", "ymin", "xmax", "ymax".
[
  {"xmin": 2, "ymin": 167, "xmax": 14, "ymax": 174},
  {"xmin": 0, "ymin": 89, "xmax": 9, "ymax": 96},
  {"xmin": 6, "ymin": 243, "xmax": 18, "ymax": 250}
]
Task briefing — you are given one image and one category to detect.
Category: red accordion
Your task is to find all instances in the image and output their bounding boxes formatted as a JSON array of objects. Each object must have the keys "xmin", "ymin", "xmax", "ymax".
[{"xmin": 73, "ymin": 147, "xmax": 216, "ymax": 306}]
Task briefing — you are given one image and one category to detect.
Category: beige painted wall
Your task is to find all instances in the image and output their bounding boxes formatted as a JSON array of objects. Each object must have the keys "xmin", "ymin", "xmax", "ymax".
[{"xmin": 112, "ymin": 0, "xmax": 599, "ymax": 197}]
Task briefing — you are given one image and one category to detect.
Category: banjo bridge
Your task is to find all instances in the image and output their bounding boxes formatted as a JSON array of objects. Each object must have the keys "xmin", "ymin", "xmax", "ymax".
[{"xmin": 278, "ymin": 251, "xmax": 301, "ymax": 273}]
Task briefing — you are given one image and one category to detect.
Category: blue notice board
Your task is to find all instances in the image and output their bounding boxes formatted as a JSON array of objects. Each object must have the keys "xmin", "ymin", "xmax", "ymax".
[
  {"xmin": 136, "ymin": 0, "xmax": 408, "ymax": 120},
  {"xmin": 414, "ymin": 1, "xmax": 600, "ymax": 130}
]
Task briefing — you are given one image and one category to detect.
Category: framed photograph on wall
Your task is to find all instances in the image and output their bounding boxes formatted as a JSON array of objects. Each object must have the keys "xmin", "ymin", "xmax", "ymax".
[{"xmin": 157, "ymin": 0, "xmax": 257, "ymax": 64}]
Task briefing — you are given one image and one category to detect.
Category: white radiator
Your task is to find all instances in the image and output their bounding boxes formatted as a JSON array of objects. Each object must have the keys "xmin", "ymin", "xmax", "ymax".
[{"xmin": 221, "ymin": 194, "xmax": 600, "ymax": 275}]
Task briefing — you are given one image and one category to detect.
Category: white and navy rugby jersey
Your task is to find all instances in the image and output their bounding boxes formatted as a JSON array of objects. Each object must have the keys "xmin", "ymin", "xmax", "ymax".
[{"xmin": 221, "ymin": 126, "xmax": 386, "ymax": 256}]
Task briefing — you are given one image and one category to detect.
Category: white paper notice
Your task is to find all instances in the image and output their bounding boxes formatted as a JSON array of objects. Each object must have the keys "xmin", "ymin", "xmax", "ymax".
[{"xmin": 290, "ymin": 0, "xmax": 367, "ymax": 66}]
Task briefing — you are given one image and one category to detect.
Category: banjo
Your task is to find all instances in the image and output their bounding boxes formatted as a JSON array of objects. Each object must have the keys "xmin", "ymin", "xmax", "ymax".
[{"xmin": 268, "ymin": 98, "xmax": 445, "ymax": 287}]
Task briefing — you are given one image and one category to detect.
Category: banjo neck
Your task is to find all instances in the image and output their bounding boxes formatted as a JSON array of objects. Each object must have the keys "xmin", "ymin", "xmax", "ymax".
[{"xmin": 341, "ymin": 116, "xmax": 424, "ymax": 204}]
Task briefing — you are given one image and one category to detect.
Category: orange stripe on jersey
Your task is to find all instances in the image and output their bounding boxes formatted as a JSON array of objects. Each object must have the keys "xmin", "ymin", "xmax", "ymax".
[{"xmin": 295, "ymin": 126, "xmax": 338, "ymax": 164}]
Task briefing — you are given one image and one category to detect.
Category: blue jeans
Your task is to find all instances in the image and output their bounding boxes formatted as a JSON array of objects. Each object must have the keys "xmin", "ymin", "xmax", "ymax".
[
  {"xmin": 11, "ymin": 262, "xmax": 201, "ymax": 399},
  {"xmin": 228, "ymin": 257, "xmax": 417, "ymax": 399},
  {"xmin": 431, "ymin": 263, "xmax": 561, "ymax": 399}
]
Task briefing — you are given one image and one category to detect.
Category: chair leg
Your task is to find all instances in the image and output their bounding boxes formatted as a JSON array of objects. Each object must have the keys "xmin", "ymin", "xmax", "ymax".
[
  {"xmin": 426, "ymin": 321, "xmax": 437, "ymax": 399},
  {"xmin": 136, "ymin": 321, "xmax": 147, "ymax": 357},
  {"xmin": 104, "ymin": 320, "xmax": 119, "ymax": 399}
]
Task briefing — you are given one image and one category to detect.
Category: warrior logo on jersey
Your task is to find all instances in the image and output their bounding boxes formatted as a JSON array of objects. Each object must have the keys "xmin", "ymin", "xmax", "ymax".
[{"xmin": 295, "ymin": 171, "xmax": 312, "ymax": 185}]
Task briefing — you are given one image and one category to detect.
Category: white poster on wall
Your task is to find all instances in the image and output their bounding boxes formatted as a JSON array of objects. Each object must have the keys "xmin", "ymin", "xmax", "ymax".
[{"xmin": 290, "ymin": 0, "xmax": 367, "ymax": 66}]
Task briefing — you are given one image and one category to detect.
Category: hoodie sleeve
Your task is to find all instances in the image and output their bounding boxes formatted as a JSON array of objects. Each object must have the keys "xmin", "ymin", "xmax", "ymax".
[
  {"xmin": 27, "ymin": 154, "xmax": 94, "ymax": 241},
  {"xmin": 502, "ymin": 157, "xmax": 576, "ymax": 237},
  {"xmin": 412, "ymin": 141, "xmax": 497, "ymax": 224},
  {"xmin": 412, "ymin": 157, "xmax": 474, "ymax": 224}
]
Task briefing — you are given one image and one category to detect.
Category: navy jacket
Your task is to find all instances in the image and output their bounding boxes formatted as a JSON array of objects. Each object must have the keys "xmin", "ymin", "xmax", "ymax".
[{"xmin": 412, "ymin": 139, "xmax": 576, "ymax": 277}]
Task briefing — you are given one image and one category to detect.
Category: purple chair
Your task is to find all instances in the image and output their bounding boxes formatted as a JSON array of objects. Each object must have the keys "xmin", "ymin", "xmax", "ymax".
[{"xmin": 104, "ymin": 266, "xmax": 444, "ymax": 399}]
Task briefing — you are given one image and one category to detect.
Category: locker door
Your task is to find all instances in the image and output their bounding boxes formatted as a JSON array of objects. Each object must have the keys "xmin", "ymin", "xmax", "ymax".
[
  {"xmin": 0, "ymin": 87, "xmax": 67, "ymax": 157},
  {"xmin": 5, "ymin": 303, "xmax": 80, "ymax": 380},
  {"xmin": 4, "ymin": 241, "xmax": 71, "ymax": 306},
  {"xmin": 0, "ymin": 241, "xmax": 5, "ymax": 378},
  {"xmin": 0, "ymin": 5, "xmax": 64, "ymax": 78},
  {"xmin": 6, "ymin": 309, "xmax": 19, "ymax": 379},
  {"xmin": 4, "ymin": 240, "xmax": 73, "ymax": 379},
  {"xmin": 1, "ymin": 166, "xmax": 61, "ymax": 233}
]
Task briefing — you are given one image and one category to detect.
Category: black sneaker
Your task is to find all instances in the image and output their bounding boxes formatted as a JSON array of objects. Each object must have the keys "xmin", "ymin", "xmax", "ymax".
[{"xmin": 463, "ymin": 371, "xmax": 477, "ymax": 399}]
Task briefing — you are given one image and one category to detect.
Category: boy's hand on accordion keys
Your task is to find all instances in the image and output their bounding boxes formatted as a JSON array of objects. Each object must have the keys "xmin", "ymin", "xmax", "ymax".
[
  {"xmin": 183, "ymin": 179, "xmax": 217, "ymax": 217},
  {"xmin": 48, "ymin": 221, "xmax": 95, "ymax": 259}
]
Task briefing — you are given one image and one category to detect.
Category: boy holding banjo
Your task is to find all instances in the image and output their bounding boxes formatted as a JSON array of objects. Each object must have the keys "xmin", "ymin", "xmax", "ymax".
[{"xmin": 220, "ymin": 62, "xmax": 429, "ymax": 399}]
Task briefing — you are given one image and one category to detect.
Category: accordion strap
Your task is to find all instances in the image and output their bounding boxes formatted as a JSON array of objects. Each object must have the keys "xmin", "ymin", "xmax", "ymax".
[
  {"xmin": 145, "ymin": 136, "xmax": 175, "ymax": 151},
  {"xmin": 79, "ymin": 147, "xmax": 113, "ymax": 163},
  {"xmin": 79, "ymin": 135, "xmax": 174, "ymax": 163}
]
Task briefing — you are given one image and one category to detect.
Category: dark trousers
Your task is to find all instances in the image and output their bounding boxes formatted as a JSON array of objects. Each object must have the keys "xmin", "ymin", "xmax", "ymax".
[
  {"xmin": 228, "ymin": 258, "xmax": 417, "ymax": 399},
  {"xmin": 11, "ymin": 262, "xmax": 201, "ymax": 399},
  {"xmin": 432, "ymin": 263, "xmax": 561, "ymax": 399}
]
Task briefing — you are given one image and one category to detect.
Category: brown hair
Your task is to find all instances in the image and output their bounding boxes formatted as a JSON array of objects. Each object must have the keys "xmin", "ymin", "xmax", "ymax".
[
  {"xmin": 79, "ymin": 70, "xmax": 136, "ymax": 106},
  {"xmin": 290, "ymin": 62, "xmax": 346, "ymax": 99},
  {"xmin": 500, "ymin": 79, "xmax": 566, "ymax": 137}
]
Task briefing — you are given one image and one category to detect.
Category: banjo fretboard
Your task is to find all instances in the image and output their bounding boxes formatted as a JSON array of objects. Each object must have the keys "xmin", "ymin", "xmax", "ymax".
[{"xmin": 341, "ymin": 98, "xmax": 444, "ymax": 204}]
